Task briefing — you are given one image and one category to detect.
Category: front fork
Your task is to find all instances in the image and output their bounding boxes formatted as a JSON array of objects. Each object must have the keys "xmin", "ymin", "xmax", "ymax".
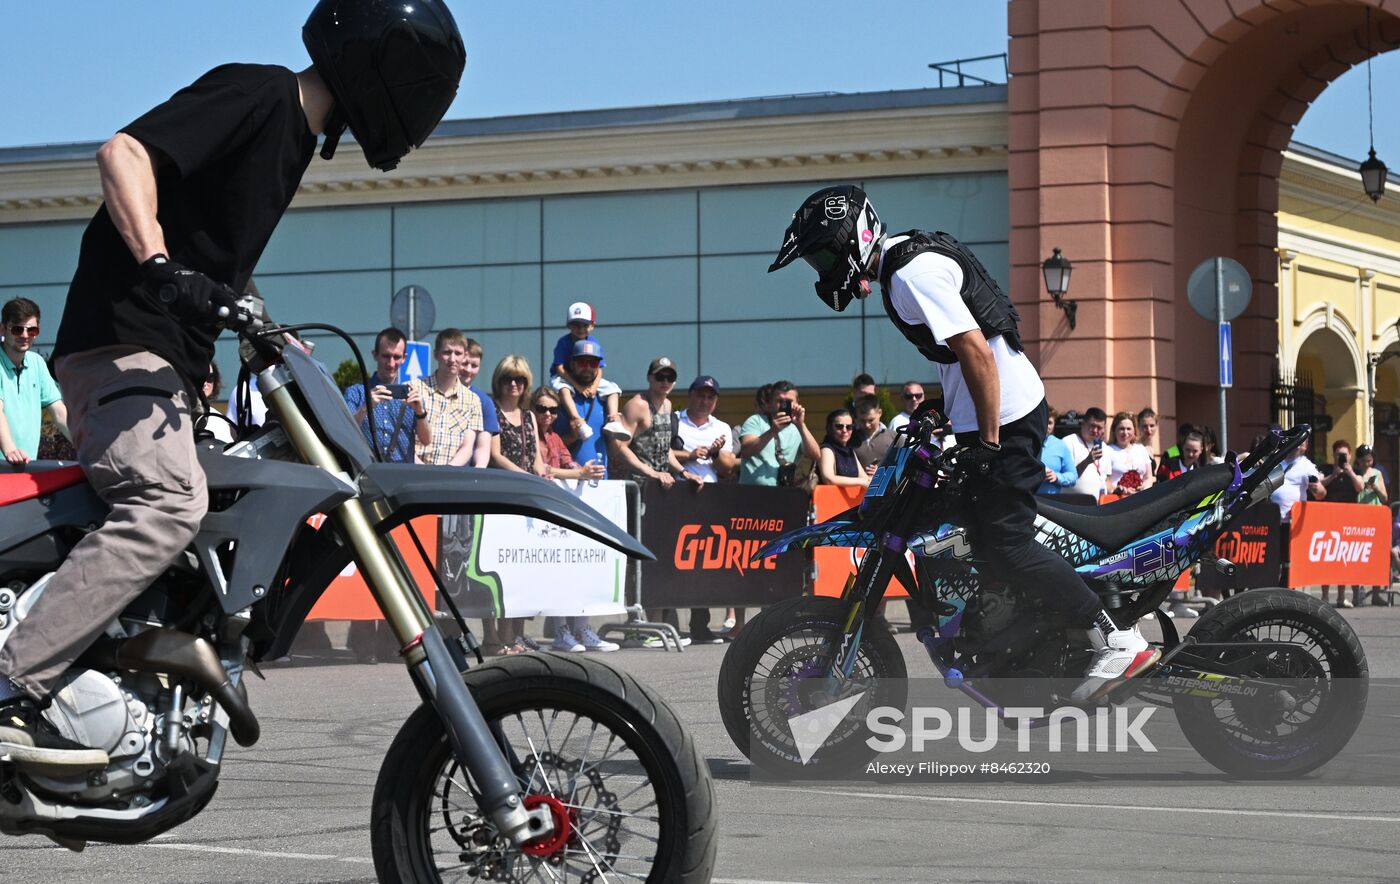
[
  {"xmin": 825, "ymin": 446, "xmax": 939, "ymax": 687},
  {"xmin": 261, "ymin": 375, "xmax": 545, "ymax": 847}
]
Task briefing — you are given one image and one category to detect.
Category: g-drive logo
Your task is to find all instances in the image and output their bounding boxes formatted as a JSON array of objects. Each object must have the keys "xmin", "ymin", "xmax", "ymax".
[
  {"xmin": 1308, "ymin": 529, "xmax": 1375, "ymax": 564},
  {"xmin": 787, "ymin": 691, "xmax": 1157, "ymax": 764}
]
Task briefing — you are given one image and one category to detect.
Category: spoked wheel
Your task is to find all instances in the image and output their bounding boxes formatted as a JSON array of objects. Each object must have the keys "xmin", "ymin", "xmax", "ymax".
[
  {"xmin": 1173, "ymin": 589, "xmax": 1368, "ymax": 778},
  {"xmin": 717, "ymin": 596, "xmax": 906, "ymax": 776},
  {"xmin": 372, "ymin": 653, "xmax": 716, "ymax": 883}
]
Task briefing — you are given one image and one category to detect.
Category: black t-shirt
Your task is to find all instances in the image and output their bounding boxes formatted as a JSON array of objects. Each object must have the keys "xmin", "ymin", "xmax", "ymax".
[
  {"xmin": 54, "ymin": 64, "xmax": 315, "ymax": 387},
  {"xmin": 1320, "ymin": 464, "xmax": 1361, "ymax": 503}
]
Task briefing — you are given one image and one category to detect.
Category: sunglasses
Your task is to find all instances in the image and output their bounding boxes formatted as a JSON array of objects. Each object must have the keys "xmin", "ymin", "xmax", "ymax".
[
  {"xmin": 902, "ymin": 392, "xmax": 924, "ymax": 400},
  {"xmin": 832, "ymin": 423, "xmax": 854, "ymax": 431},
  {"xmin": 7, "ymin": 325, "xmax": 38, "ymax": 338},
  {"xmin": 534, "ymin": 405, "xmax": 559, "ymax": 415},
  {"xmin": 503, "ymin": 375, "xmax": 527, "ymax": 386},
  {"xmin": 653, "ymin": 373, "xmax": 677, "ymax": 383}
]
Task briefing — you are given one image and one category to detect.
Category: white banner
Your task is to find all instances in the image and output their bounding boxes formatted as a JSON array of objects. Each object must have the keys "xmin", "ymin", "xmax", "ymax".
[{"xmin": 438, "ymin": 479, "xmax": 630, "ymax": 617}]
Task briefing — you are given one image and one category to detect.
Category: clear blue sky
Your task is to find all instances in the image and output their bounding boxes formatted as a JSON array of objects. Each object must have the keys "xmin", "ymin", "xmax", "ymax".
[{"xmin": 3, "ymin": 1, "xmax": 1395, "ymax": 166}]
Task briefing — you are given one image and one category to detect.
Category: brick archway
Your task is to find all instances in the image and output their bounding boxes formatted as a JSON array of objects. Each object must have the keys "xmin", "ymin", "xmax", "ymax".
[{"xmin": 1009, "ymin": 0, "xmax": 1400, "ymax": 442}]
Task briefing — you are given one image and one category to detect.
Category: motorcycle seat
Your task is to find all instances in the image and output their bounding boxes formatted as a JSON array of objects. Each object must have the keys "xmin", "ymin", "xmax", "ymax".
[
  {"xmin": 0, "ymin": 461, "xmax": 87, "ymax": 507},
  {"xmin": 1033, "ymin": 463, "xmax": 1235, "ymax": 552}
]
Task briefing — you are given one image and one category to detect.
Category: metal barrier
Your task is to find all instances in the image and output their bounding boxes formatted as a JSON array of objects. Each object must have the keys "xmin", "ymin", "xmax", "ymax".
[{"xmin": 596, "ymin": 481, "xmax": 688, "ymax": 651}]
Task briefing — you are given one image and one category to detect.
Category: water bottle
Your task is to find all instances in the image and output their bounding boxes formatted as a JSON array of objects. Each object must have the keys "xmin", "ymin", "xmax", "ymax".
[{"xmin": 586, "ymin": 456, "xmax": 601, "ymax": 488}]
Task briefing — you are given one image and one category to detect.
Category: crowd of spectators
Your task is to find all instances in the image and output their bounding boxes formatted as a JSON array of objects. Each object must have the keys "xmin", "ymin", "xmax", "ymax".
[{"xmin": 7, "ymin": 289, "xmax": 1398, "ymax": 644}]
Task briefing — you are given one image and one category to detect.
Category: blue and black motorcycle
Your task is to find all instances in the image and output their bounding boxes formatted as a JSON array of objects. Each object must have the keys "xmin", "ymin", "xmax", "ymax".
[{"xmin": 717, "ymin": 405, "xmax": 1367, "ymax": 778}]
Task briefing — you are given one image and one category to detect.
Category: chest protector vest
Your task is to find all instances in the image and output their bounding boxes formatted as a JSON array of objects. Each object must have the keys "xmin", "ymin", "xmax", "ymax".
[{"xmin": 878, "ymin": 230, "xmax": 1023, "ymax": 365}]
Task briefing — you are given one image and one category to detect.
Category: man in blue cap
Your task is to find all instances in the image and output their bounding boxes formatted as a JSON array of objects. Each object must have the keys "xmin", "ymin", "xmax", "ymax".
[{"xmin": 553, "ymin": 339, "xmax": 614, "ymax": 468}]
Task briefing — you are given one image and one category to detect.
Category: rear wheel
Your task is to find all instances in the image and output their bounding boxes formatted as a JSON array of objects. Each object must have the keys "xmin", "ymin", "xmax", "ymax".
[
  {"xmin": 717, "ymin": 595, "xmax": 906, "ymax": 776},
  {"xmin": 1173, "ymin": 589, "xmax": 1367, "ymax": 778},
  {"xmin": 371, "ymin": 653, "xmax": 716, "ymax": 882}
]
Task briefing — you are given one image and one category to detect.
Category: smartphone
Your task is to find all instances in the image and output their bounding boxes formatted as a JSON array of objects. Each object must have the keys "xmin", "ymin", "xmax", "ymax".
[
  {"xmin": 1338, "ymin": 452, "xmax": 1349, "ymax": 467},
  {"xmin": 1092, "ymin": 439, "xmax": 1103, "ymax": 450},
  {"xmin": 386, "ymin": 384, "xmax": 411, "ymax": 400},
  {"xmin": 777, "ymin": 400, "xmax": 793, "ymax": 415}
]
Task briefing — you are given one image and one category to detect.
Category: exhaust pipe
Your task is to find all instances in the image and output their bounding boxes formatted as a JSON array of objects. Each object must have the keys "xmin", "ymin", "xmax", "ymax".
[
  {"xmin": 90, "ymin": 629, "xmax": 260, "ymax": 747},
  {"xmin": 1245, "ymin": 463, "xmax": 1287, "ymax": 507}
]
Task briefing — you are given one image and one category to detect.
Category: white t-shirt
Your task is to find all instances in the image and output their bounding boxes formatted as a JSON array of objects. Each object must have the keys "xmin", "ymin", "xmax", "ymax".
[
  {"xmin": 676, "ymin": 410, "xmax": 737, "ymax": 483},
  {"xmin": 1271, "ymin": 454, "xmax": 1320, "ymax": 521},
  {"xmin": 1062, "ymin": 432, "xmax": 1108, "ymax": 498},
  {"xmin": 889, "ymin": 411, "xmax": 912, "ymax": 432},
  {"xmin": 1106, "ymin": 442, "xmax": 1152, "ymax": 490},
  {"xmin": 881, "ymin": 238, "xmax": 1044, "ymax": 434}
]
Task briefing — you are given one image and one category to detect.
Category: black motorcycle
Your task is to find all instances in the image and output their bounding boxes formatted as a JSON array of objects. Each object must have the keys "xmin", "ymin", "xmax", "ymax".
[{"xmin": 0, "ymin": 297, "xmax": 716, "ymax": 882}]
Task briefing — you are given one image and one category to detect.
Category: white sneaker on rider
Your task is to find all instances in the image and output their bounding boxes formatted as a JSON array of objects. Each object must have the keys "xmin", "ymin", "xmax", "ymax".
[
  {"xmin": 1070, "ymin": 611, "xmax": 1161, "ymax": 704},
  {"xmin": 577, "ymin": 625, "xmax": 619, "ymax": 652},
  {"xmin": 552, "ymin": 625, "xmax": 585, "ymax": 653}
]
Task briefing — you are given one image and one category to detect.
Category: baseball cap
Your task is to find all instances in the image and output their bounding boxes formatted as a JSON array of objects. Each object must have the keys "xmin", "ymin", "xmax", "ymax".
[
  {"xmin": 571, "ymin": 339, "xmax": 604, "ymax": 360},
  {"xmin": 689, "ymin": 375, "xmax": 719, "ymax": 394},
  {"xmin": 648, "ymin": 356, "xmax": 676, "ymax": 377},
  {"xmin": 567, "ymin": 302, "xmax": 595, "ymax": 324}
]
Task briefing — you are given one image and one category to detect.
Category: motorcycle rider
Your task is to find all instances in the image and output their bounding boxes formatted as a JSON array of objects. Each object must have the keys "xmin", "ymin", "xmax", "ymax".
[
  {"xmin": 0, "ymin": 0, "xmax": 466, "ymax": 757},
  {"xmin": 768, "ymin": 184, "xmax": 1159, "ymax": 703}
]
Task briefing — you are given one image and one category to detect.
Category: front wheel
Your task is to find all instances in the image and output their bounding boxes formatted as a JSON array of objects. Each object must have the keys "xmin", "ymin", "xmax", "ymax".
[
  {"xmin": 371, "ymin": 653, "xmax": 716, "ymax": 883},
  {"xmin": 717, "ymin": 595, "xmax": 907, "ymax": 776},
  {"xmin": 1173, "ymin": 588, "xmax": 1368, "ymax": 779}
]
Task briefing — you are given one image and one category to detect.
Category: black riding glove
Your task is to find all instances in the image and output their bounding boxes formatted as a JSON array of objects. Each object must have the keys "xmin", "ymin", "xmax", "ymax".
[
  {"xmin": 140, "ymin": 254, "xmax": 235, "ymax": 322},
  {"xmin": 947, "ymin": 437, "xmax": 1003, "ymax": 478}
]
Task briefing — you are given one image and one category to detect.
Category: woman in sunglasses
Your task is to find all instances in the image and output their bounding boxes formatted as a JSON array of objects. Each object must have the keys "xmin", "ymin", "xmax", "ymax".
[
  {"xmin": 817, "ymin": 408, "xmax": 868, "ymax": 487},
  {"xmin": 489, "ymin": 355, "xmax": 549, "ymax": 479}
]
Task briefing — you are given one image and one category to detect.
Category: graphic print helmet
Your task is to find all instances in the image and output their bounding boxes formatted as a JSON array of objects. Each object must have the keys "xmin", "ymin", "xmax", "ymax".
[
  {"xmin": 303, "ymin": 0, "xmax": 467, "ymax": 172},
  {"xmin": 767, "ymin": 185, "xmax": 885, "ymax": 312}
]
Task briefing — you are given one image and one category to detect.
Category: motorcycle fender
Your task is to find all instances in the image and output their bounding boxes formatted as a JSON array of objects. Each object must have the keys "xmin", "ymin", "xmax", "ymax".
[
  {"xmin": 754, "ymin": 506, "xmax": 871, "ymax": 559},
  {"xmin": 357, "ymin": 462, "xmax": 653, "ymax": 560}
]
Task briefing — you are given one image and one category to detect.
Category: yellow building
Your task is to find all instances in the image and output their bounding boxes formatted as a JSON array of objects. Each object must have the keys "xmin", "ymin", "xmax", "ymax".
[{"xmin": 1278, "ymin": 144, "xmax": 1400, "ymax": 478}]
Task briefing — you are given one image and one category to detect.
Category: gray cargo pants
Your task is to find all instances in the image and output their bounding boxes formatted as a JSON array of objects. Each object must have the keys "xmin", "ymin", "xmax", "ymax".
[{"xmin": 0, "ymin": 346, "xmax": 208, "ymax": 699}]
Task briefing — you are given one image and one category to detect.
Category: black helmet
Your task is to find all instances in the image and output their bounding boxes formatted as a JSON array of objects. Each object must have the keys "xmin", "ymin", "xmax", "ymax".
[
  {"xmin": 303, "ymin": 0, "xmax": 467, "ymax": 172},
  {"xmin": 768, "ymin": 185, "xmax": 885, "ymax": 312}
]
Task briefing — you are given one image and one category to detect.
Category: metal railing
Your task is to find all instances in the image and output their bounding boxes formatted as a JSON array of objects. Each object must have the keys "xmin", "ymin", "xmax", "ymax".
[{"xmin": 927, "ymin": 53, "xmax": 1009, "ymax": 88}]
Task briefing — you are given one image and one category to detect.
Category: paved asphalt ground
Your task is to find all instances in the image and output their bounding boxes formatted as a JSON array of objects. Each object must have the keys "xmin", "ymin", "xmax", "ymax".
[{"xmin": 4, "ymin": 597, "xmax": 1400, "ymax": 883}]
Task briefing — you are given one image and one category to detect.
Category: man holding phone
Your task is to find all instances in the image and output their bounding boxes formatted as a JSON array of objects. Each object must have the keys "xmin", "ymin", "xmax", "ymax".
[
  {"xmin": 738, "ymin": 380, "xmax": 820, "ymax": 487},
  {"xmin": 343, "ymin": 326, "xmax": 431, "ymax": 463},
  {"xmin": 1062, "ymin": 406, "xmax": 1109, "ymax": 498}
]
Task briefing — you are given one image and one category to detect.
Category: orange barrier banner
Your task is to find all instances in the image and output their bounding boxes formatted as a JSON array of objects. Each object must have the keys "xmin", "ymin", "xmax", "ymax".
[
  {"xmin": 308, "ymin": 515, "xmax": 438, "ymax": 620},
  {"xmin": 1286, "ymin": 502, "xmax": 1391, "ymax": 588},
  {"xmin": 811, "ymin": 486, "xmax": 912, "ymax": 598}
]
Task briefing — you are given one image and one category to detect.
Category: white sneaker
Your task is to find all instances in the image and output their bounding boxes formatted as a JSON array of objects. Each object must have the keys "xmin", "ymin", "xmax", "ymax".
[
  {"xmin": 601, "ymin": 420, "xmax": 632, "ymax": 442},
  {"xmin": 641, "ymin": 635, "xmax": 691, "ymax": 649},
  {"xmin": 1070, "ymin": 612, "xmax": 1162, "ymax": 704},
  {"xmin": 551, "ymin": 625, "xmax": 585, "ymax": 653},
  {"xmin": 577, "ymin": 626, "xmax": 619, "ymax": 652}
]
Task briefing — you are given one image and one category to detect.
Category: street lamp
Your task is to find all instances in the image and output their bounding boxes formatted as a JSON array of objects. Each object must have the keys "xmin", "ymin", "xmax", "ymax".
[
  {"xmin": 1360, "ymin": 7, "xmax": 1387, "ymax": 203},
  {"xmin": 1360, "ymin": 149, "xmax": 1388, "ymax": 203},
  {"xmin": 1042, "ymin": 247, "xmax": 1077, "ymax": 330}
]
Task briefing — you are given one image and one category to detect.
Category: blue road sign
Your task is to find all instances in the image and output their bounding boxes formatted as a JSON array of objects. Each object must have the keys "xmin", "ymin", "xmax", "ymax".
[
  {"xmin": 400, "ymin": 341, "xmax": 431, "ymax": 382},
  {"xmin": 1219, "ymin": 321, "xmax": 1232, "ymax": 389}
]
